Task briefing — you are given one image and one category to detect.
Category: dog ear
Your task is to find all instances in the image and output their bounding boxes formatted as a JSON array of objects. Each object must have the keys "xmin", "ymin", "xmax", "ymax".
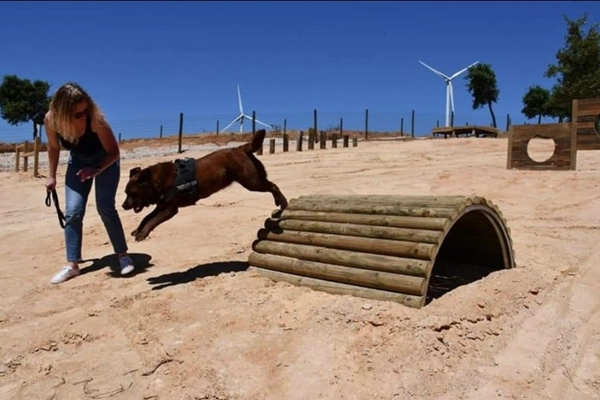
[{"xmin": 129, "ymin": 167, "xmax": 141, "ymax": 178}]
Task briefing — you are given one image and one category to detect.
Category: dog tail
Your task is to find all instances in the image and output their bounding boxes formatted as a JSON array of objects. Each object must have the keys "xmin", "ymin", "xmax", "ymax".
[{"xmin": 244, "ymin": 129, "xmax": 266, "ymax": 153}]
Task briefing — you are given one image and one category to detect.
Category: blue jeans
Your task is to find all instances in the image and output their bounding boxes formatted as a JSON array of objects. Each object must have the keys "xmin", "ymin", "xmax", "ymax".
[{"xmin": 64, "ymin": 155, "xmax": 128, "ymax": 262}]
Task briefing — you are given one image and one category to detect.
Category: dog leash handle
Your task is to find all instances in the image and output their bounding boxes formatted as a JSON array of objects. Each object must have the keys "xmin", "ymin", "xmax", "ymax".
[{"xmin": 46, "ymin": 189, "xmax": 66, "ymax": 229}]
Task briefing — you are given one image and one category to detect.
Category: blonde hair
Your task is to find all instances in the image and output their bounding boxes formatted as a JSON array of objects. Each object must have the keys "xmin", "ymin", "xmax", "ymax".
[{"xmin": 48, "ymin": 82, "xmax": 106, "ymax": 143}]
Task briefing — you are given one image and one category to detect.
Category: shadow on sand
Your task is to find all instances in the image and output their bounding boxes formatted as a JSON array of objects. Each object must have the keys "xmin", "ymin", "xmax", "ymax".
[
  {"xmin": 146, "ymin": 260, "xmax": 249, "ymax": 291},
  {"xmin": 79, "ymin": 252, "xmax": 154, "ymax": 278}
]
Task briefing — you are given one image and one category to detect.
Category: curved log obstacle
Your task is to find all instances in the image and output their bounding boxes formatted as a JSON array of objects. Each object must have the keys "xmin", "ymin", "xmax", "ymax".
[{"xmin": 247, "ymin": 195, "xmax": 516, "ymax": 309}]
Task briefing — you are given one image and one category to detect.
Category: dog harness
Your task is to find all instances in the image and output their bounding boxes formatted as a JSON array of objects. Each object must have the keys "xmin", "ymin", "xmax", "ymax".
[{"xmin": 162, "ymin": 157, "xmax": 199, "ymax": 200}]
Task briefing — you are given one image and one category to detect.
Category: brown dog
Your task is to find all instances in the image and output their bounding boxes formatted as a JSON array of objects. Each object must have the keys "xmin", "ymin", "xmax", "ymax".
[{"xmin": 122, "ymin": 129, "xmax": 288, "ymax": 241}]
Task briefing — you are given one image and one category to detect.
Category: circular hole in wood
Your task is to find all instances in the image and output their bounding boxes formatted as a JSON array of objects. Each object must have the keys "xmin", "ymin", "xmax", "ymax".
[
  {"xmin": 527, "ymin": 137, "xmax": 556, "ymax": 163},
  {"xmin": 595, "ymin": 114, "xmax": 600, "ymax": 136}
]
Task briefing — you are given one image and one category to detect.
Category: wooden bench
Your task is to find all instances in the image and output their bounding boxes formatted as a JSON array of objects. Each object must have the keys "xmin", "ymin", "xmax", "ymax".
[{"xmin": 432, "ymin": 125, "xmax": 500, "ymax": 139}]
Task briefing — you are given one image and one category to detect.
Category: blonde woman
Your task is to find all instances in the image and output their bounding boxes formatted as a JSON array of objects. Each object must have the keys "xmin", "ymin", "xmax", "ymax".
[{"xmin": 44, "ymin": 82, "xmax": 134, "ymax": 284}]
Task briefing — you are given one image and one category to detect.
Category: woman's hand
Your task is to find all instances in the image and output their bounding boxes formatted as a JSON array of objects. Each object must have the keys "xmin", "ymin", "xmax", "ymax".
[
  {"xmin": 45, "ymin": 176, "xmax": 57, "ymax": 191},
  {"xmin": 76, "ymin": 167, "xmax": 98, "ymax": 182}
]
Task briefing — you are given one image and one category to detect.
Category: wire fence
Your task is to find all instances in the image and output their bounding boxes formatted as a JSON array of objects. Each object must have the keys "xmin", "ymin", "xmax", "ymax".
[{"xmin": 0, "ymin": 108, "xmax": 514, "ymax": 145}]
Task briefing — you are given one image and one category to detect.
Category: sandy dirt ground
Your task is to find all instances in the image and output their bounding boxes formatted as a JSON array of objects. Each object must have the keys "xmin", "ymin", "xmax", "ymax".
[{"xmin": 1, "ymin": 136, "xmax": 600, "ymax": 400}]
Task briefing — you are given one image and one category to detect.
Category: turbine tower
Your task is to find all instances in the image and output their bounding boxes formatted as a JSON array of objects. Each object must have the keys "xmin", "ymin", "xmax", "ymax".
[
  {"xmin": 419, "ymin": 60, "xmax": 479, "ymax": 127},
  {"xmin": 220, "ymin": 84, "xmax": 272, "ymax": 133}
]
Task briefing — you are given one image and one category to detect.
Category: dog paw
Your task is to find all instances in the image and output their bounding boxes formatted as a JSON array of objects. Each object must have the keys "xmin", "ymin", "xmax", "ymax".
[
  {"xmin": 278, "ymin": 198, "xmax": 289, "ymax": 209},
  {"xmin": 131, "ymin": 228, "xmax": 138, "ymax": 237},
  {"xmin": 135, "ymin": 231, "xmax": 149, "ymax": 242}
]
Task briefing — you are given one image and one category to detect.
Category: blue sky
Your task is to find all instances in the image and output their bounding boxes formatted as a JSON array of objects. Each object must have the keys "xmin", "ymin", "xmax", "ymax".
[{"xmin": 0, "ymin": 1, "xmax": 598, "ymax": 142}]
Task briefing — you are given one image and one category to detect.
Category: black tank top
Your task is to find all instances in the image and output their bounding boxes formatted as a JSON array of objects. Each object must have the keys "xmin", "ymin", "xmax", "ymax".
[{"xmin": 58, "ymin": 115, "xmax": 107, "ymax": 163}]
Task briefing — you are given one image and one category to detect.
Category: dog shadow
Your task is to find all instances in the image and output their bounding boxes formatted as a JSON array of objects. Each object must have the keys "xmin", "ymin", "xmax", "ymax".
[
  {"xmin": 79, "ymin": 252, "xmax": 154, "ymax": 278},
  {"xmin": 147, "ymin": 260, "xmax": 249, "ymax": 291}
]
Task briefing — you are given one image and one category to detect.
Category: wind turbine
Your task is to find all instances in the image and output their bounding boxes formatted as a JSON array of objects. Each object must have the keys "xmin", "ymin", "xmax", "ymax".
[
  {"xmin": 419, "ymin": 60, "xmax": 479, "ymax": 127},
  {"xmin": 220, "ymin": 84, "xmax": 272, "ymax": 133}
]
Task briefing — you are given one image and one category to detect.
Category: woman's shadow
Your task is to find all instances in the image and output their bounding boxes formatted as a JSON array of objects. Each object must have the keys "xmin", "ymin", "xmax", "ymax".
[{"xmin": 78, "ymin": 252, "xmax": 154, "ymax": 277}]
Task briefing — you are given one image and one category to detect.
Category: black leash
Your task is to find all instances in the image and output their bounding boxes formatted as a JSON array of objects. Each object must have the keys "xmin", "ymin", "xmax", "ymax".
[{"xmin": 45, "ymin": 189, "xmax": 66, "ymax": 229}]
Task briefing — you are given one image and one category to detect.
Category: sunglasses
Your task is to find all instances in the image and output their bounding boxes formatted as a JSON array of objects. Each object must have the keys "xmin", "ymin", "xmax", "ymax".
[{"xmin": 74, "ymin": 108, "xmax": 89, "ymax": 120}]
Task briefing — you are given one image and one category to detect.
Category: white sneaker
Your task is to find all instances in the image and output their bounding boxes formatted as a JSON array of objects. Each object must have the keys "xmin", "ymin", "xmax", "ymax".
[
  {"xmin": 119, "ymin": 256, "xmax": 135, "ymax": 276},
  {"xmin": 51, "ymin": 266, "xmax": 80, "ymax": 284}
]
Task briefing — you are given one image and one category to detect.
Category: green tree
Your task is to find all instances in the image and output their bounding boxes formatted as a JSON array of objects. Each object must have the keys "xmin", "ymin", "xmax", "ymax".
[
  {"xmin": 544, "ymin": 13, "xmax": 600, "ymax": 121},
  {"xmin": 0, "ymin": 74, "xmax": 52, "ymax": 140},
  {"xmin": 521, "ymin": 85, "xmax": 551, "ymax": 124},
  {"xmin": 464, "ymin": 63, "xmax": 500, "ymax": 128}
]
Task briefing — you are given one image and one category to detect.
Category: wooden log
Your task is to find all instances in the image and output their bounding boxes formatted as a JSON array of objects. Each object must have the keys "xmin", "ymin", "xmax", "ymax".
[
  {"xmin": 308, "ymin": 131, "xmax": 315, "ymax": 150},
  {"xmin": 256, "ymin": 228, "xmax": 436, "ymax": 260},
  {"xmin": 271, "ymin": 209, "xmax": 450, "ymax": 231},
  {"xmin": 15, "ymin": 146, "xmax": 20, "ymax": 172},
  {"xmin": 332, "ymin": 133, "xmax": 338, "ymax": 148},
  {"xmin": 292, "ymin": 195, "xmax": 478, "ymax": 208},
  {"xmin": 252, "ymin": 240, "xmax": 431, "ymax": 277},
  {"xmin": 249, "ymin": 267, "xmax": 425, "ymax": 308},
  {"xmin": 265, "ymin": 218, "xmax": 444, "ymax": 244},
  {"xmin": 296, "ymin": 131, "xmax": 303, "ymax": 152},
  {"xmin": 23, "ymin": 141, "xmax": 29, "ymax": 172},
  {"xmin": 248, "ymin": 252, "xmax": 427, "ymax": 296},
  {"xmin": 343, "ymin": 135, "xmax": 349, "ymax": 148},
  {"xmin": 269, "ymin": 138, "xmax": 276, "ymax": 154},
  {"xmin": 285, "ymin": 201, "xmax": 459, "ymax": 219},
  {"xmin": 33, "ymin": 136, "xmax": 40, "ymax": 177},
  {"xmin": 319, "ymin": 131, "xmax": 326, "ymax": 149},
  {"xmin": 298, "ymin": 194, "xmax": 473, "ymax": 204},
  {"xmin": 352, "ymin": 137, "xmax": 358, "ymax": 147},
  {"xmin": 283, "ymin": 133, "xmax": 289, "ymax": 152}
]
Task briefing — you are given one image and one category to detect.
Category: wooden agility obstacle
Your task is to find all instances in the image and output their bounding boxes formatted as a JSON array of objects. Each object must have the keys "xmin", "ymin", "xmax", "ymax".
[
  {"xmin": 247, "ymin": 194, "xmax": 515, "ymax": 309},
  {"xmin": 14, "ymin": 136, "xmax": 42, "ymax": 177},
  {"xmin": 507, "ymin": 97, "xmax": 600, "ymax": 170}
]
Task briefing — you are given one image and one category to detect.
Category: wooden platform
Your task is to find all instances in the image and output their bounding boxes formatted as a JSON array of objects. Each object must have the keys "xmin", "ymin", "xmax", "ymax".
[{"xmin": 432, "ymin": 125, "xmax": 500, "ymax": 139}]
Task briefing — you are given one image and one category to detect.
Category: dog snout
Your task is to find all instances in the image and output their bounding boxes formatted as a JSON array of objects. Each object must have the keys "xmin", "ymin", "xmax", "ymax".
[{"xmin": 122, "ymin": 197, "xmax": 133, "ymax": 210}]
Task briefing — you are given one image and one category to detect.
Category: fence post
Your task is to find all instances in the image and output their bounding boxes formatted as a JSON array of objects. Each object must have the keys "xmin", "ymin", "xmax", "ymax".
[
  {"xmin": 364, "ymin": 108, "xmax": 369, "ymax": 139},
  {"xmin": 33, "ymin": 136, "xmax": 41, "ymax": 177},
  {"xmin": 296, "ymin": 131, "xmax": 303, "ymax": 152},
  {"xmin": 313, "ymin": 109, "xmax": 318, "ymax": 143},
  {"xmin": 283, "ymin": 134, "xmax": 289, "ymax": 152},
  {"xmin": 178, "ymin": 112, "xmax": 184, "ymax": 154},
  {"xmin": 23, "ymin": 141, "xmax": 29, "ymax": 172},
  {"xmin": 14, "ymin": 144, "xmax": 20, "ymax": 172},
  {"xmin": 411, "ymin": 110, "xmax": 415, "ymax": 138}
]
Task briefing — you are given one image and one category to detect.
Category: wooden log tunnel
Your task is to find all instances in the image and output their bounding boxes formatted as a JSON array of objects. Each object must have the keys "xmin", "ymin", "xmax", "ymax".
[{"xmin": 247, "ymin": 195, "xmax": 516, "ymax": 309}]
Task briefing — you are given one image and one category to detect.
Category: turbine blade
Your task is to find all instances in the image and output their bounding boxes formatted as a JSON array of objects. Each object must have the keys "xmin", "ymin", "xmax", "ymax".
[
  {"xmin": 449, "ymin": 61, "xmax": 480, "ymax": 80},
  {"xmin": 255, "ymin": 119, "xmax": 273, "ymax": 129},
  {"xmin": 419, "ymin": 60, "xmax": 450, "ymax": 80},
  {"xmin": 238, "ymin": 84, "xmax": 244, "ymax": 114},
  {"xmin": 220, "ymin": 114, "xmax": 243, "ymax": 133},
  {"xmin": 243, "ymin": 114, "xmax": 272, "ymax": 129}
]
